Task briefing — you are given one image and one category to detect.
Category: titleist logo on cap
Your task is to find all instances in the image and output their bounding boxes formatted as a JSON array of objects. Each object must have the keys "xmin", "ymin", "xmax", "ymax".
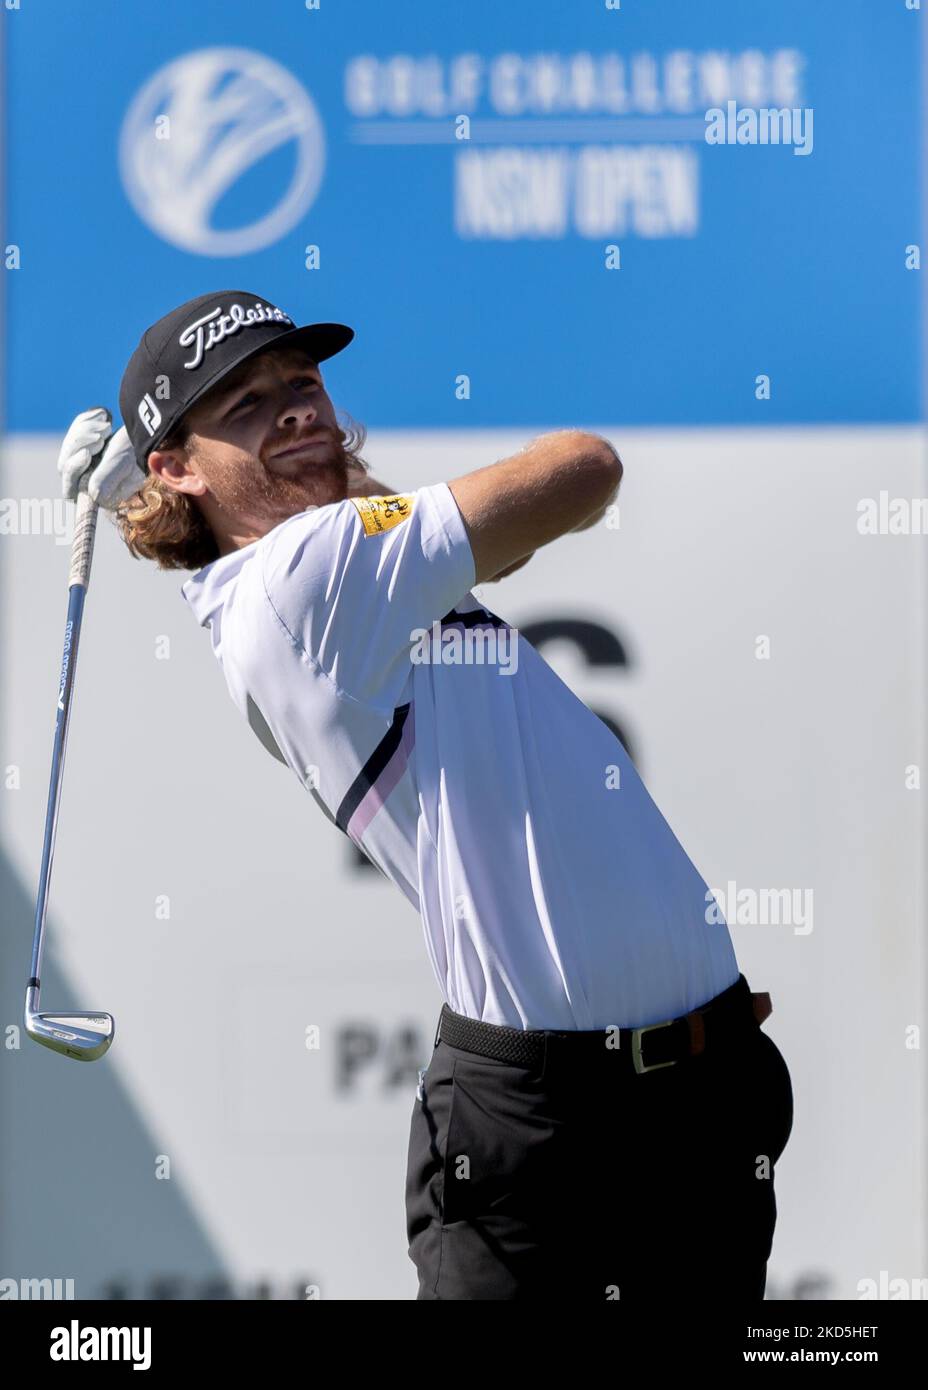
[{"xmin": 178, "ymin": 301, "xmax": 294, "ymax": 370}]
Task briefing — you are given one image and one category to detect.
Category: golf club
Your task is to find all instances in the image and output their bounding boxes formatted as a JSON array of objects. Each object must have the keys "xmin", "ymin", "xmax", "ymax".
[{"xmin": 25, "ymin": 411, "xmax": 115, "ymax": 1061}]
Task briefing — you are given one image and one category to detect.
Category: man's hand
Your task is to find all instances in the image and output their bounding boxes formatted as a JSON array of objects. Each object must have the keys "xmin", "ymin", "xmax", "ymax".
[{"xmin": 57, "ymin": 408, "xmax": 144, "ymax": 509}]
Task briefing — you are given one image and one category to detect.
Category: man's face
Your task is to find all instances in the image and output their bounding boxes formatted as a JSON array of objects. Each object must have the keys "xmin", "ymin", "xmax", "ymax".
[{"xmin": 154, "ymin": 345, "xmax": 351, "ymax": 548}]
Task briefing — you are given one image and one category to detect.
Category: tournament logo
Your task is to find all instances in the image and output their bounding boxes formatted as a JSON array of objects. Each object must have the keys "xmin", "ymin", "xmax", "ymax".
[
  {"xmin": 350, "ymin": 495, "xmax": 414, "ymax": 536},
  {"xmin": 119, "ymin": 47, "xmax": 326, "ymax": 256}
]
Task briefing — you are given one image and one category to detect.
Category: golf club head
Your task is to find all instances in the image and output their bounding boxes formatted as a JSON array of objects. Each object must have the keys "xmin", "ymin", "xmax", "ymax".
[{"xmin": 25, "ymin": 1010, "xmax": 115, "ymax": 1062}]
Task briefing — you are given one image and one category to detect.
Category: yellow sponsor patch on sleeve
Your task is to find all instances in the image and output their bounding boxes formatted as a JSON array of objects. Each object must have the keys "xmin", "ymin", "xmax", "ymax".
[{"xmin": 349, "ymin": 494, "xmax": 415, "ymax": 536}]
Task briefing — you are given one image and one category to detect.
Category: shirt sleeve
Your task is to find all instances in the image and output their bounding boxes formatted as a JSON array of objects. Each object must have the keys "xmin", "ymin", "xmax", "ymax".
[{"xmin": 259, "ymin": 483, "xmax": 476, "ymax": 717}]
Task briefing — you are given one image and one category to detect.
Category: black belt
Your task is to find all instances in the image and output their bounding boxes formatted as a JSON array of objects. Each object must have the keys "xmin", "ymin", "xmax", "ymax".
[{"xmin": 435, "ymin": 973, "xmax": 772, "ymax": 1076}]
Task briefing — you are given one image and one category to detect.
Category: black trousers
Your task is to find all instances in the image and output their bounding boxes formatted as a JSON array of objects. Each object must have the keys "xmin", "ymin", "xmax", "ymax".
[{"xmin": 405, "ymin": 974, "xmax": 794, "ymax": 1300}]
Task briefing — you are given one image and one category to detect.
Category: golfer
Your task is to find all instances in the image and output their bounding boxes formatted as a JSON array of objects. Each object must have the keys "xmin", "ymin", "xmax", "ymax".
[{"xmin": 58, "ymin": 290, "xmax": 794, "ymax": 1301}]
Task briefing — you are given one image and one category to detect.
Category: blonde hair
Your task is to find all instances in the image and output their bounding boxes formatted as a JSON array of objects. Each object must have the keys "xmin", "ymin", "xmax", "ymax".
[{"xmin": 113, "ymin": 415, "xmax": 371, "ymax": 572}]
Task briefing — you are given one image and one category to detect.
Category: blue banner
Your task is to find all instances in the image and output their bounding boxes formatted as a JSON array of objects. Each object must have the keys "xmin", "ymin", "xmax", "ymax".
[{"xmin": 3, "ymin": 0, "xmax": 920, "ymax": 429}]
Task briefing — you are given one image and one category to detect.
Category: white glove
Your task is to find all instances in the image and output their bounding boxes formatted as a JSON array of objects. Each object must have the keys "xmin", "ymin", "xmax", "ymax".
[{"xmin": 57, "ymin": 408, "xmax": 145, "ymax": 509}]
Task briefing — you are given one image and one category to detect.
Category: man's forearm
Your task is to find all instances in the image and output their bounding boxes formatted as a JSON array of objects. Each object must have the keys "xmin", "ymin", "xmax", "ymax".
[
  {"xmin": 570, "ymin": 504, "xmax": 608, "ymax": 533},
  {"xmin": 570, "ymin": 468, "xmax": 621, "ymax": 532}
]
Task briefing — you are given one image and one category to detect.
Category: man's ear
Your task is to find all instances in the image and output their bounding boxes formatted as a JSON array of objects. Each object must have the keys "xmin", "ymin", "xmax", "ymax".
[{"xmin": 148, "ymin": 444, "xmax": 205, "ymax": 496}]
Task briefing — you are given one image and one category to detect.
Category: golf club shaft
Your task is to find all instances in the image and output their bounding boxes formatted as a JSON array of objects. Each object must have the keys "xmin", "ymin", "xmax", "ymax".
[{"xmin": 28, "ymin": 486, "xmax": 99, "ymax": 994}]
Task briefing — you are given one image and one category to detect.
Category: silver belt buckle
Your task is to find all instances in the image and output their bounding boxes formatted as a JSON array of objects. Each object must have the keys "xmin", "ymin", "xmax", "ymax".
[{"xmin": 630, "ymin": 1019, "xmax": 678, "ymax": 1075}]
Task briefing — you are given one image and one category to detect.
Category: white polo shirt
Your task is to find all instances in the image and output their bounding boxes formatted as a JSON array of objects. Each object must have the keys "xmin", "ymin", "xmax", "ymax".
[{"xmin": 181, "ymin": 483, "xmax": 739, "ymax": 1030}]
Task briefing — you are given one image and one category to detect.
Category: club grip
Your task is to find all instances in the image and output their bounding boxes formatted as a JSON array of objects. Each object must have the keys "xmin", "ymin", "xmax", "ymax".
[{"xmin": 68, "ymin": 486, "xmax": 99, "ymax": 589}]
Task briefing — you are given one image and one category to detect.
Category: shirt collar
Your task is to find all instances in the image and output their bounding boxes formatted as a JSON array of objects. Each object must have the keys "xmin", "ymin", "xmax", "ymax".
[
  {"xmin": 180, "ymin": 543, "xmax": 257, "ymax": 628},
  {"xmin": 180, "ymin": 505, "xmax": 321, "ymax": 628}
]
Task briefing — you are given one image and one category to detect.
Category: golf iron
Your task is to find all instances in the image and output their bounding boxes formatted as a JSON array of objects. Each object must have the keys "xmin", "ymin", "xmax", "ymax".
[{"xmin": 25, "ymin": 412, "xmax": 115, "ymax": 1061}]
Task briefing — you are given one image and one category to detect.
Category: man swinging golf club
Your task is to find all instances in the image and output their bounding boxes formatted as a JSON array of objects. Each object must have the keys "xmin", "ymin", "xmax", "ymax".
[{"xmin": 57, "ymin": 289, "xmax": 794, "ymax": 1301}]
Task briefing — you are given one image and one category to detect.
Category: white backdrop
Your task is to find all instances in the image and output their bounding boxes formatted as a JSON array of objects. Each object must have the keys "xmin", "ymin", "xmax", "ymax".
[{"xmin": 1, "ymin": 426, "xmax": 924, "ymax": 1300}]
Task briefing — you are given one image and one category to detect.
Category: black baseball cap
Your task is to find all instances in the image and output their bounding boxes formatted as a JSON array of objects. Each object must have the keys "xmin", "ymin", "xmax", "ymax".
[{"xmin": 119, "ymin": 290, "xmax": 354, "ymax": 473}]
